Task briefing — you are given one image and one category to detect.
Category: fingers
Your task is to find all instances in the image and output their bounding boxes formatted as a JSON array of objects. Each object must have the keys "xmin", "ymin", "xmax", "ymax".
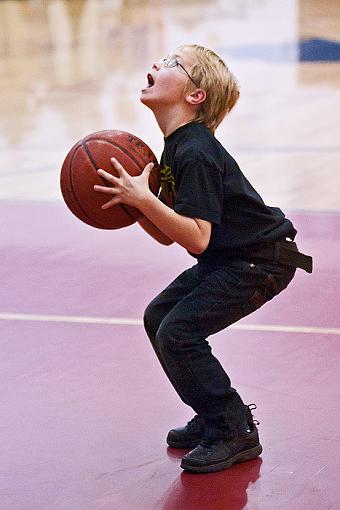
[
  {"xmin": 97, "ymin": 160, "xmax": 154, "ymax": 184},
  {"xmin": 94, "ymin": 168, "xmax": 119, "ymax": 197},
  {"xmin": 93, "ymin": 184, "xmax": 120, "ymax": 209},
  {"xmin": 101, "ymin": 197, "xmax": 120, "ymax": 209},
  {"xmin": 96, "ymin": 168, "xmax": 119, "ymax": 184},
  {"xmin": 94, "ymin": 158, "xmax": 154, "ymax": 210},
  {"xmin": 110, "ymin": 157, "xmax": 128, "ymax": 177},
  {"xmin": 93, "ymin": 184, "xmax": 115, "ymax": 195}
]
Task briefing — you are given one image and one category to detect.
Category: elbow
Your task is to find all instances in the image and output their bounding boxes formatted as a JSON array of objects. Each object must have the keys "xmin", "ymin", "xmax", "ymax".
[
  {"xmin": 188, "ymin": 239, "xmax": 209, "ymax": 255},
  {"xmin": 187, "ymin": 219, "xmax": 211, "ymax": 255},
  {"xmin": 160, "ymin": 238, "xmax": 174, "ymax": 246}
]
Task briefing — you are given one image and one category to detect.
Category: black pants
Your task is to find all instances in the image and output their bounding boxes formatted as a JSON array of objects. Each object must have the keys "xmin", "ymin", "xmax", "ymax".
[{"xmin": 144, "ymin": 259, "xmax": 296, "ymax": 435}]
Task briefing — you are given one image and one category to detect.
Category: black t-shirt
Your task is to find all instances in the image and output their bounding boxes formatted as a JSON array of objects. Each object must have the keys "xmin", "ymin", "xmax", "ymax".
[{"xmin": 159, "ymin": 121, "xmax": 296, "ymax": 262}]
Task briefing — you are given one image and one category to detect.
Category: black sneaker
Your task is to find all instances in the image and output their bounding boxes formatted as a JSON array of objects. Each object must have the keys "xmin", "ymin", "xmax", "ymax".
[
  {"xmin": 180, "ymin": 422, "xmax": 262, "ymax": 473},
  {"xmin": 167, "ymin": 415, "xmax": 205, "ymax": 449},
  {"xmin": 166, "ymin": 404, "xmax": 258, "ymax": 449}
]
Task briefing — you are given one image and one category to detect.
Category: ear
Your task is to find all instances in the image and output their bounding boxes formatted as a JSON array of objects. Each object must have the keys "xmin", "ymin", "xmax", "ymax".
[{"xmin": 185, "ymin": 88, "xmax": 206, "ymax": 106}]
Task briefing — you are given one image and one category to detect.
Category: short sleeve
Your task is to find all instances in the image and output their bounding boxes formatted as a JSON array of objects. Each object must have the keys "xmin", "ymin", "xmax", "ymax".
[{"xmin": 174, "ymin": 159, "xmax": 223, "ymax": 224}]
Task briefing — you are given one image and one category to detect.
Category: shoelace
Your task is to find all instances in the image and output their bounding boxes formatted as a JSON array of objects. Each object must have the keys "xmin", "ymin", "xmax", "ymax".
[
  {"xmin": 189, "ymin": 404, "xmax": 260, "ymax": 448},
  {"xmin": 247, "ymin": 403, "xmax": 260, "ymax": 425}
]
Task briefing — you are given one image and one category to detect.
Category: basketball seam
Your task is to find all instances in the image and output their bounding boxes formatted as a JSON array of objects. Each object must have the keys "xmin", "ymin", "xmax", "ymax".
[
  {"xmin": 84, "ymin": 138, "xmax": 145, "ymax": 172},
  {"xmin": 68, "ymin": 144, "xmax": 105, "ymax": 229},
  {"xmin": 82, "ymin": 139, "xmax": 145, "ymax": 222}
]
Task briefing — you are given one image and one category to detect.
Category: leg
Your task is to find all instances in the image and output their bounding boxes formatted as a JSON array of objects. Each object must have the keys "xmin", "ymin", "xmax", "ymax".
[
  {"xmin": 143, "ymin": 264, "xmax": 203, "ymax": 406},
  {"xmin": 156, "ymin": 260, "xmax": 296, "ymax": 435}
]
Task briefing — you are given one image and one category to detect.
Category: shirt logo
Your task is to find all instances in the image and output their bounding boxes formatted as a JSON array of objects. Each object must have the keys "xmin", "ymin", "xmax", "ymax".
[{"xmin": 160, "ymin": 165, "xmax": 176, "ymax": 208}]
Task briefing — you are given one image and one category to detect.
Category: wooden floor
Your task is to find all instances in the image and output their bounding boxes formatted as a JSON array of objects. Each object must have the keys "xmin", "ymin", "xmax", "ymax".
[
  {"xmin": 0, "ymin": 1, "xmax": 339, "ymax": 509},
  {"xmin": 1, "ymin": 0, "xmax": 340, "ymax": 210}
]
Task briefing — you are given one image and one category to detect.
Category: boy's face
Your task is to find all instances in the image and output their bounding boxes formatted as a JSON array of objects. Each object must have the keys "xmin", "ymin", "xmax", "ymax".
[{"xmin": 140, "ymin": 48, "xmax": 196, "ymax": 109}]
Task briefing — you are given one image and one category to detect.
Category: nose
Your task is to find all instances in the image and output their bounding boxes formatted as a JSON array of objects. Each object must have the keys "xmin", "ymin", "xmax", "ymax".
[{"xmin": 152, "ymin": 61, "xmax": 161, "ymax": 70}]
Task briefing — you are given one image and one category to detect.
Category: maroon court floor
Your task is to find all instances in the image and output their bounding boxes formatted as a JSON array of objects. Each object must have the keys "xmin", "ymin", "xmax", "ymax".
[{"xmin": 0, "ymin": 200, "xmax": 339, "ymax": 510}]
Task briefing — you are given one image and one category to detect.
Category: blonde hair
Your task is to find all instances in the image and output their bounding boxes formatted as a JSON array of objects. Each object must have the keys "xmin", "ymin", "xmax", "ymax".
[{"xmin": 179, "ymin": 44, "xmax": 240, "ymax": 133}]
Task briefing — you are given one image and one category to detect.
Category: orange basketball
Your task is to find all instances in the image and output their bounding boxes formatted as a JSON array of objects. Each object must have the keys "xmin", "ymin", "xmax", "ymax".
[{"xmin": 60, "ymin": 130, "xmax": 161, "ymax": 229}]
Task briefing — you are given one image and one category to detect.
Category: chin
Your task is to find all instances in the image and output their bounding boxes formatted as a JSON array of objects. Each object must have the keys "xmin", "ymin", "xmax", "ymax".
[{"xmin": 140, "ymin": 91, "xmax": 155, "ymax": 109}]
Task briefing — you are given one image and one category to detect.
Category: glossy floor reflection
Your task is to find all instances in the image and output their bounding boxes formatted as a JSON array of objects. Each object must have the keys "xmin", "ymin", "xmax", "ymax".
[
  {"xmin": 162, "ymin": 458, "xmax": 263, "ymax": 510},
  {"xmin": 1, "ymin": 1, "xmax": 340, "ymax": 509},
  {"xmin": 1, "ymin": 202, "xmax": 339, "ymax": 510},
  {"xmin": 1, "ymin": 0, "xmax": 340, "ymax": 208}
]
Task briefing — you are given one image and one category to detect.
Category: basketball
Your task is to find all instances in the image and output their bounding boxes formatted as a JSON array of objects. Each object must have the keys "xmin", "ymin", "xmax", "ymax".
[{"xmin": 60, "ymin": 130, "xmax": 161, "ymax": 229}]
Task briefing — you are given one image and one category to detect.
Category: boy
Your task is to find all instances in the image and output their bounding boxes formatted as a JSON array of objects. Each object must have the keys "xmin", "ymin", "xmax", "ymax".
[{"xmin": 94, "ymin": 45, "xmax": 312, "ymax": 473}]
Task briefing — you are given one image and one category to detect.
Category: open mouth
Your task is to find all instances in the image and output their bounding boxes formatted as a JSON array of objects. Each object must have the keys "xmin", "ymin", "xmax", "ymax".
[{"xmin": 146, "ymin": 73, "xmax": 155, "ymax": 88}]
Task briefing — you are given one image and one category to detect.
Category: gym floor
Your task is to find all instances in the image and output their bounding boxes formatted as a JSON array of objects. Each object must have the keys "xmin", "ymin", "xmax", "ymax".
[{"xmin": 1, "ymin": 1, "xmax": 339, "ymax": 509}]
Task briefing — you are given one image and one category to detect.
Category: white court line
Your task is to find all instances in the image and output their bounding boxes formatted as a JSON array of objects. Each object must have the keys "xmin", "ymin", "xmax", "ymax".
[{"xmin": 0, "ymin": 313, "xmax": 339, "ymax": 336}]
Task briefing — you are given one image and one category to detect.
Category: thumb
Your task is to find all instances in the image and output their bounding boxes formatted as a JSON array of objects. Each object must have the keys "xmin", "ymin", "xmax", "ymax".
[{"xmin": 143, "ymin": 162, "xmax": 154, "ymax": 177}]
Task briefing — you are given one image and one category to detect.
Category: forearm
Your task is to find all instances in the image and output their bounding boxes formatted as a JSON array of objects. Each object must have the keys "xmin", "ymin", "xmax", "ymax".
[
  {"xmin": 137, "ymin": 215, "xmax": 174, "ymax": 245},
  {"xmin": 125, "ymin": 205, "xmax": 173, "ymax": 245},
  {"xmin": 138, "ymin": 192, "xmax": 208, "ymax": 254},
  {"xmin": 94, "ymin": 162, "xmax": 210, "ymax": 253}
]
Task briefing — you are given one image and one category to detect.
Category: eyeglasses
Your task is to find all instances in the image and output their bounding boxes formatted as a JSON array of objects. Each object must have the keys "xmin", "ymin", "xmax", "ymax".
[{"xmin": 159, "ymin": 56, "xmax": 200, "ymax": 88}]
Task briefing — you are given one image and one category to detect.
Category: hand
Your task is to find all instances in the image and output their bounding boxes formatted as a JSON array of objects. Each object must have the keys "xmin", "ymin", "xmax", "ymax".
[{"xmin": 94, "ymin": 157, "xmax": 154, "ymax": 210}]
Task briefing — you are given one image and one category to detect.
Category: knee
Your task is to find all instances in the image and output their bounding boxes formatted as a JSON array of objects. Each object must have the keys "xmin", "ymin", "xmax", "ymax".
[
  {"xmin": 143, "ymin": 301, "xmax": 161, "ymax": 342},
  {"xmin": 156, "ymin": 322, "xmax": 181, "ymax": 356},
  {"xmin": 157, "ymin": 321, "xmax": 210, "ymax": 358}
]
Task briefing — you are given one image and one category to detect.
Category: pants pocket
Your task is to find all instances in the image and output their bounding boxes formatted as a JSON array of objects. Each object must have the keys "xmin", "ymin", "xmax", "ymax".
[
  {"xmin": 248, "ymin": 288, "xmax": 267, "ymax": 310},
  {"xmin": 248, "ymin": 266, "xmax": 295, "ymax": 312}
]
